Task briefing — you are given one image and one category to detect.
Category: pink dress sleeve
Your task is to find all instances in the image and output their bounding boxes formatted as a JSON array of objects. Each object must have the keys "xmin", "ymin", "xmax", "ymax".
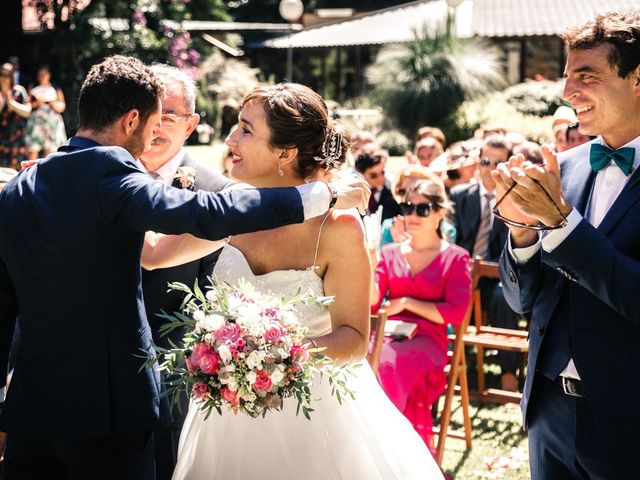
[
  {"xmin": 433, "ymin": 250, "xmax": 471, "ymax": 326},
  {"xmin": 371, "ymin": 252, "xmax": 390, "ymax": 312}
]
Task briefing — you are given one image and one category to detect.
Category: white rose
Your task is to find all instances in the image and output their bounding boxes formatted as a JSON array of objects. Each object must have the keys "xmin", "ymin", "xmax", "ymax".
[
  {"xmin": 193, "ymin": 310, "xmax": 206, "ymax": 323},
  {"xmin": 218, "ymin": 344, "xmax": 232, "ymax": 363},
  {"xmin": 201, "ymin": 314, "xmax": 225, "ymax": 332},
  {"xmin": 246, "ymin": 351, "xmax": 262, "ymax": 370},
  {"xmin": 242, "ymin": 392, "xmax": 257, "ymax": 402},
  {"xmin": 277, "ymin": 348, "xmax": 289, "ymax": 359},
  {"xmin": 270, "ymin": 370, "xmax": 285, "ymax": 385},
  {"xmin": 224, "ymin": 363, "xmax": 236, "ymax": 373},
  {"xmin": 204, "ymin": 290, "xmax": 218, "ymax": 302},
  {"xmin": 246, "ymin": 371, "xmax": 258, "ymax": 384},
  {"xmin": 228, "ymin": 378, "xmax": 238, "ymax": 392},
  {"xmin": 236, "ymin": 304, "xmax": 262, "ymax": 321}
]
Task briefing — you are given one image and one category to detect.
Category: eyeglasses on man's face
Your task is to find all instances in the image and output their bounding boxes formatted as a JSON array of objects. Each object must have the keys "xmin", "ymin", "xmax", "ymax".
[
  {"xmin": 160, "ymin": 112, "xmax": 193, "ymax": 127},
  {"xmin": 366, "ymin": 169, "xmax": 385, "ymax": 180},
  {"xmin": 399, "ymin": 201, "xmax": 433, "ymax": 218},
  {"xmin": 480, "ymin": 157, "xmax": 504, "ymax": 168},
  {"xmin": 492, "ymin": 180, "xmax": 568, "ymax": 231}
]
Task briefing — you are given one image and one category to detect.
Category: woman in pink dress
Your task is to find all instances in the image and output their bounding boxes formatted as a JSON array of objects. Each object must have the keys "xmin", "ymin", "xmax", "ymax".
[{"xmin": 371, "ymin": 178, "xmax": 471, "ymax": 453}]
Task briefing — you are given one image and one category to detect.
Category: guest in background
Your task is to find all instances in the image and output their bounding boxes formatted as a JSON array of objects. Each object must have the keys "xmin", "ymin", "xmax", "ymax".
[
  {"xmin": 514, "ymin": 141, "xmax": 543, "ymax": 165},
  {"xmin": 449, "ymin": 134, "xmax": 522, "ymax": 392},
  {"xmin": 371, "ymin": 178, "xmax": 471, "ymax": 453},
  {"xmin": 26, "ymin": 65, "xmax": 67, "ymax": 160},
  {"xmin": 406, "ymin": 137, "xmax": 444, "ymax": 168},
  {"xmin": 0, "ymin": 63, "xmax": 30, "ymax": 170},
  {"xmin": 551, "ymin": 105, "xmax": 578, "ymax": 153},
  {"xmin": 138, "ymin": 64, "xmax": 234, "ymax": 480},
  {"xmin": 355, "ymin": 146, "xmax": 399, "ymax": 221},
  {"xmin": 565, "ymin": 122, "xmax": 594, "ymax": 150},
  {"xmin": 416, "ymin": 125, "xmax": 446, "ymax": 147},
  {"xmin": 380, "ymin": 166, "xmax": 456, "ymax": 245}
]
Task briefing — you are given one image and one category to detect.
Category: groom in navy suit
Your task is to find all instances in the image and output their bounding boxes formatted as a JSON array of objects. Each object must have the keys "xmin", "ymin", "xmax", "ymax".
[
  {"xmin": 0, "ymin": 55, "xmax": 368, "ymax": 478},
  {"xmin": 494, "ymin": 10, "xmax": 640, "ymax": 479}
]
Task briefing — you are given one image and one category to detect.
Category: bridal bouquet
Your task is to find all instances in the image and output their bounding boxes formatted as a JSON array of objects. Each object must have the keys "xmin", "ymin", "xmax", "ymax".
[{"xmin": 143, "ymin": 278, "xmax": 356, "ymax": 419}]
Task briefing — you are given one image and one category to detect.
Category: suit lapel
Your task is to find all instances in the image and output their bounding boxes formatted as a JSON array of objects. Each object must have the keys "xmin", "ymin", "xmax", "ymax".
[
  {"xmin": 561, "ymin": 146, "xmax": 594, "ymax": 216},
  {"xmin": 467, "ymin": 184, "xmax": 481, "ymax": 233},
  {"xmin": 597, "ymin": 166, "xmax": 640, "ymax": 236}
]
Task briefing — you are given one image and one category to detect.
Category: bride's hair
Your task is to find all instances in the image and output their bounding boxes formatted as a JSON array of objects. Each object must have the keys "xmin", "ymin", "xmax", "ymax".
[{"xmin": 242, "ymin": 83, "xmax": 351, "ymax": 178}]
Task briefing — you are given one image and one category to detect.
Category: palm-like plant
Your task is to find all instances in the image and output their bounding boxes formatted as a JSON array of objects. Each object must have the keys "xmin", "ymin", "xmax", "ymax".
[{"xmin": 367, "ymin": 29, "xmax": 506, "ymax": 138}]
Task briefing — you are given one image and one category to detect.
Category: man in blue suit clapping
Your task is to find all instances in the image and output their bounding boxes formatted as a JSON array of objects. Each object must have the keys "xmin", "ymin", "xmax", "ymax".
[
  {"xmin": 0, "ymin": 55, "xmax": 368, "ymax": 478},
  {"xmin": 493, "ymin": 10, "xmax": 640, "ymax": 479}
]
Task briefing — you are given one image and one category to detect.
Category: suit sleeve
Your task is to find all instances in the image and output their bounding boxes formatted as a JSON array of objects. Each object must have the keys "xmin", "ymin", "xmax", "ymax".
[
  {"xmin": 542, "ymin": 219, "xmax": 640, "ymax": 328},
  {"xmin": 97, "ymin": 148, "xmax": 305, "ymax": 239},
  {"xmin": 0, "ymin": 257, "xmax": 18, "ymax": 389},
  {"xmin": 499, "ymin": 244, "xmax": 544, "ymax": 315}
]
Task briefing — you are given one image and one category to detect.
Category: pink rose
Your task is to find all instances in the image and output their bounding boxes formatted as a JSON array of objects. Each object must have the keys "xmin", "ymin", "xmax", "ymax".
[
  {"xmin": 199, "ymin": 350, "xmax": 220, "ymax": 375},
  {"xmin": 220, "ymin": 386, "xmax": 239, "ymax": 406},
  {"xmin": 190, "ymin": 342, "xmax": 209, "ymax": 366},
  {"xmin": 263, "ymin": 325, "xmax": 285, "ymax": 344},
  {"xmin": 185, "ymin": 356, "xmax": 196, "ymax": 374},
  {"xmin": 289, "ymin": 345, "xmax": 309, "ymax": 363},
  {"xmin": 253, "ymin": 371, "xmax": 273, "ymax": 392},
  {"xmin": 215, "ymin": 323, "xmax": 243, "ymax": 344},
  {"xmin": 192, "ymin": 382, "xmax": 208, "ymax": 401},
  {"xmin": 262, "ymin": 307, "xmax": 279, "ymax": 319}
]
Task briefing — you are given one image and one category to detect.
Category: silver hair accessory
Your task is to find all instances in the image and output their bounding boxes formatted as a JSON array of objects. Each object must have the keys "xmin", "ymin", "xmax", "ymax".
[{"xmin": 314, "ymin": 129, "xmax": 343, "ymax": 170}]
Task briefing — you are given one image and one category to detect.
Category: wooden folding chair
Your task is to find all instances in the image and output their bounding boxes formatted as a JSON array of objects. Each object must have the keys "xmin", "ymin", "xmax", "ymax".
[
  {"xmin": 462, "ymin": 257, "xmax": 529, "ymax": 404},
  {"xmin": 366, "ymin": 309, "xmax": 387, "ymax": 375},
  {"xmin": 433, "ymin": 277, "xmax": 473, "ymax": 465}
]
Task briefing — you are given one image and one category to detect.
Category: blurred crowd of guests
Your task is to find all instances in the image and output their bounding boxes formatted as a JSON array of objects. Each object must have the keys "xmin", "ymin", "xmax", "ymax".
[{"xmin": 0, "ymin": 57, "xmax": 67, "ymax": 172}]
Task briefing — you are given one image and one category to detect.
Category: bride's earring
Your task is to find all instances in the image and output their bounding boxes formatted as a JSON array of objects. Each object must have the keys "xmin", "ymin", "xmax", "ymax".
[{"xmin": 278, "ymin": 166, "xmax": 284, "ymax": 177}]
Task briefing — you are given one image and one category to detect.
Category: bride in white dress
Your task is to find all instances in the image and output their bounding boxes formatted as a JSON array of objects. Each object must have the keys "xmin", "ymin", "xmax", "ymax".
[{"xmin": 142, "ymin": 83, "xmax": 444, "ymax": 480}]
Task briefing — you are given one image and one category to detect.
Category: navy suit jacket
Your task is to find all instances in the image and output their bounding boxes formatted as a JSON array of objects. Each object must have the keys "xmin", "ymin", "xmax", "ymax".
[
  {"xmin": 500, "ymin": 140, "xmax": 640, "ymax": 455},
  {"xmin": 0, "ymin": 137, "xmax": 306, "ymax": 438},
  {"xmin": 450, "ymin": 182, "xmax": 507, "ymax": 262}
]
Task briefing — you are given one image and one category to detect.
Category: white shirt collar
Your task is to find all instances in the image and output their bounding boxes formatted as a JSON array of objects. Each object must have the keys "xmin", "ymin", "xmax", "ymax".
[{"xmin": 136, "ymin": 149, "xmax": 185, "ymax": 186}]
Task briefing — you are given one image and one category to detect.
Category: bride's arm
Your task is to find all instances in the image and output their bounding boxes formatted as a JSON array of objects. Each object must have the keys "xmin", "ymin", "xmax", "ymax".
[
  {"xmin": 142, "ymin": 232, "xmax": 226, "ymax": 270},
  {"xmin": 309, "ymin": 212, "xmax": 371, "ymax": 363}
]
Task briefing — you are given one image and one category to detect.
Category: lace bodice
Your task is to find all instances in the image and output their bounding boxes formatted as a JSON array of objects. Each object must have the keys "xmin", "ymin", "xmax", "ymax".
[{"xmin": 212, "ymin": 244, "xmax": 332, "ymax": 337}]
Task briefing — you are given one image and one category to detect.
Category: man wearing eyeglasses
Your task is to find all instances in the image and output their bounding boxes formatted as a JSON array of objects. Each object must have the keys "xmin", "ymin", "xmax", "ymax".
[
  {"xmin": 137, "ymin": 64, "xmax": 233, "ymax": 480},
  {"xmin": 494, "ymin": 10, "xmax": 640, "ymax": 479},
  {"xmin": 449, "ymin": 134, "xmax": 522, "ymax": 392},
  {"xmin": 355, "ymin": 146, "xmax": 400, "ymax": 222}
]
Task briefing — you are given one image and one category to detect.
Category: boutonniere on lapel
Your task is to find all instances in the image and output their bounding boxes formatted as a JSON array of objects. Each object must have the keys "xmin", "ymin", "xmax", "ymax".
[{"xmin": 175, "ymin": 166, "xmax": 197, "ymax": 190}]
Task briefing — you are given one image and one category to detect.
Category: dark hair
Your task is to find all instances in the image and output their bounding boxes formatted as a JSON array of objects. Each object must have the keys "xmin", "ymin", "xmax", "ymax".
[
  {"xmin": 355, "ymin": 146, "xmax": 388, "ymax": 174},
  {"xmin": 561, "ymin": 10, "xmax": 640, "ymax": 78},
  {"xmin": 77, "ymin": 55, "xmax": 164, "ymax": 132},
  {"xmin": 405, "ymin": 178, "xmax": 452, "ymax": 214},
  {"xmin": 242, "ymin": 83, "xmax": 350, "ymax": 179},
  {"xmin": 481, "ymin": 134, "xmax": 513, "ymax": 158}
]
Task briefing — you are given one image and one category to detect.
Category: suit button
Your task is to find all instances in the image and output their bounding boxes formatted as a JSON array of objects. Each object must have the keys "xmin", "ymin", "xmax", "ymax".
[
  {"xmin": 538, "ymin": 326, "xmax": 545, "ymax": 336},
  {"xmin": 508, "ymin": 270, "xmax": 517, "ymax": 283}
]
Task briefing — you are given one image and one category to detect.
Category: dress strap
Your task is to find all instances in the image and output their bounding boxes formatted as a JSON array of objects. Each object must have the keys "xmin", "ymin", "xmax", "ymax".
[{"xmin": 309, "ymin": 212, "xmax": 331, "ymax": 271}]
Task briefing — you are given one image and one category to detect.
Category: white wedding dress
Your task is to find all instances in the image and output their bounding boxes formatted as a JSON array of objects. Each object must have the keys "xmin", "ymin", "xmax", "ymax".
[{"xmin": 172, "ymin": 243, "xmax": 444, "ymax": 480}]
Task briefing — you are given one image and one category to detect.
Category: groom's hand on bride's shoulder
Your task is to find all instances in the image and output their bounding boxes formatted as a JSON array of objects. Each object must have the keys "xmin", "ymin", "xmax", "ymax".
[{"xmin": 328, "ymin": 174, "xmax": 371, "ymax": 215}]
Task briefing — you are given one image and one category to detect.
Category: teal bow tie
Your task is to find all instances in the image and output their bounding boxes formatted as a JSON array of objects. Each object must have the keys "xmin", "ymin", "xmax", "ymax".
[{"xmin": 589, "ymin": 143, "xmax": 635, "ymax": 176}]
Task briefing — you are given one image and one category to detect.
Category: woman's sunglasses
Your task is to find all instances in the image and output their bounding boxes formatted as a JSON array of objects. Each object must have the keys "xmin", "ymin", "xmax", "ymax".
[{"xmin": 399, "ymin": 202, "xmax": 432, "ymax": 218}]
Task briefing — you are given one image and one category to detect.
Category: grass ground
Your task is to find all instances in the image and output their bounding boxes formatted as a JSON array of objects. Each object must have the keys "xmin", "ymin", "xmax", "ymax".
[{"xmin": 186, "ymin": 144, "xmax": 531, "ymax": 479}]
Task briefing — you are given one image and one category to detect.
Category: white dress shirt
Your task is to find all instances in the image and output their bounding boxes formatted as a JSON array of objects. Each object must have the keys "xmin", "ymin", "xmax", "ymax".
[{"xmin": 510, "ymin": 135, "xmax": 640, "ymax": 379}]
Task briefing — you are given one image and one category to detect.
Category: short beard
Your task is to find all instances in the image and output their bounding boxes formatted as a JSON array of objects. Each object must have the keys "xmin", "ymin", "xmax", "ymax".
[{"xmin": 122, "ymin": 122, "xmax": 148, "ymax": 159}]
